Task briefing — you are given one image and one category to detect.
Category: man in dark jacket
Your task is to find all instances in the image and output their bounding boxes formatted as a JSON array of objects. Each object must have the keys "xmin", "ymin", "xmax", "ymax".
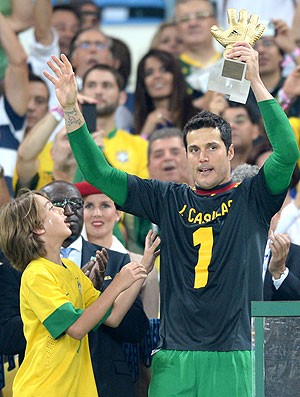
[{"xmin": 263, "ymin": 232, "xmax": 300, "ymax": 397}]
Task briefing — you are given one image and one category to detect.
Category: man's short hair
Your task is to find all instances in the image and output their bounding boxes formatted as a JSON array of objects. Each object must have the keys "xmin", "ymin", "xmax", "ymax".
[
  {"xmin": 182, "ymin": 110, "xmax": 232, "ymax": 151},
  {"xmin": 227, "ymin": 100, "xmax": 260, "ymax": 125},
  {"xmin": 148, "ymin": 127, "xmax": 183, "ymax": 159},
  {"xmin": 82, "ymin": 64, "xmax": 125, "ymax": 92},
  {"xmin": 69, "ymin": 27, "xmax": 111, "ymax": 59},
  {"xmin": 231, "ymin": 163, "xmax": 259, "ymax": 183},
  {"xmin": 53, "ymin": 4, "xmax": 81, "ymax": 21},
  {"xmin": 28, "ymin": 72, "xmax": 50, "ymax": 100}
]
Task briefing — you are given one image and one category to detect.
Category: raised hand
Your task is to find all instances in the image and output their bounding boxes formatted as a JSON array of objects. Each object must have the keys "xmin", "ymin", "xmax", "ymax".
[
  {"xmin": 273, "ymin": 19, "xmax": 297, "ymax": 55},
  {"xmin": 43, "ymin": 54, "xmax": 78, "ymax": 111},
  {"xmin": 281, "ymin": 65, "xmax": 300, "ymax": 99},
  {"xmin": 141, "ymin": 230, "xmax": 161, "ymax": 274},
  {"xmin": 141, "ymin": 108, "xmax": 172, "ymax": 139},
  {"xmin": 211, "ymin": 9, "xmax": 265, "ymax": 56}
]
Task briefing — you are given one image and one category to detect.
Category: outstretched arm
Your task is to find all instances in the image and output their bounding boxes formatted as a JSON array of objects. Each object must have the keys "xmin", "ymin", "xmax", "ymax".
[
  {"xmin": 227, "ymin": 42, "xmax": 300, "ymax": 194},
  {"xmin": 43, "ymin": 54, "xmax": 128, "ymax": 206},
  {"xmin": 16, "ymin": 111, "xmax": 60, "ymax": 188}
]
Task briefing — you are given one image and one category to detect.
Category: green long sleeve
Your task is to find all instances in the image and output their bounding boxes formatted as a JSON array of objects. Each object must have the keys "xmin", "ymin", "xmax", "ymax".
[
  {"xmin": 68, "ymin": 124, "xmax": 128, "ymax": 206},
  {"xmin": 259, "ymin": 99, "xmax": 300, "ymax": 194}
]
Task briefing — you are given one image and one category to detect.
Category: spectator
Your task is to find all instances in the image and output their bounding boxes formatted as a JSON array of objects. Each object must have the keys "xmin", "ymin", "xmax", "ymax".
[
  {"xmin": 134, "ymin": 49, "xmax": 197, "ymax": 139},
  {"xmin": 26, "ymin": 74, "xmax": 50, "ymax": 134},
  {"xmin": 70, "ymin": 27, "xmax": 134, "ymax": 132},
  {"xmin": 10, "ymin": 72, "xmax": 52, "ymax": 195},
  {"xmin": 15, "ymin": 123, "xmax": 77, "ymax": 192},
  {"xmin": 109, "ymin": 36, "xmax": 134, "ymax": 130},
  {"xmin": 77, "ymin": 181, "xmax": 125, "ymax": 252},
  {"xmin": 277, "ymin": 65, "xmax": 300, "ymax": 118},
  {"xmin": 74, "ymin": 64, "xmax": 148, "ymax": 252},
  {"xmin": 25, "ymin": 1, "xmax": 80, "ymax": 109},
  {"xmin": 221, "ymin": 101, "xmax": 260, "ymax": 171},
  {"xmin": 75, "ymin": 1, "xmax": 101, "ymax": 30},
  {"xmin": 0, "ymin": 188, "xmax": 151, "ymax": 397},
  {"xmin": 263, "ymin": 231, "xmax": 300, "ymax": 397},
  {"xmin": 75, "ymin": 180, "xmax": 160, "ymax": 397},
  {"xmin": 148, "ymin": 127, "xmax": 194, "ymax": 186},
  {"xmin": 110, "ymin": 37, "xmax": 131, "ymax": 90},
  {"xmin": 70, "ymin": 27, "xmax": 113, "ymax": 89},
  {"xmin": 0, "ymin": 11, "xmax": 28, "ymax": 195},
  {"xmin": 76, "ymin": 64, "xmax": 149, "ymax": 180},
  {"xmin": 231, "ymin": 163, "xmax": 260, "ymax": 183},
  {"xmin": 51, "ymin": 4, "xmax": 80, "ymax": 57},
  {"xmin": 0, "ymin": 0, "xmax": 33, "ymax": 80},
  {"xmin": 75, "ymin": 180, "xmax": 160, "ymax": 319},
  {"xmin": 133, "ymin": 126, "xmax": 194, "ymax": 252},
  {"xmin": 174, "ymin": 0, "xmax": 223, "ymax": 105},
  {"xmin": 275, "ymin": 187, "xmax": 300, "ymax": 246},
  {"xmin": 253, "ymin": 19, "xmax": 300, "ymax": 118},
  {"xmin": 150, "ymin": 21, "xmax": 184, "ymax": 58}
]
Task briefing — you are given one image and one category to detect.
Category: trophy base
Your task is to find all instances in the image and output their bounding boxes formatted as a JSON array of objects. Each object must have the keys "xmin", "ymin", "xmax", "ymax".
[{"xmin": 207, "ymin": 58, "xmax": 250, "ymax": 104}]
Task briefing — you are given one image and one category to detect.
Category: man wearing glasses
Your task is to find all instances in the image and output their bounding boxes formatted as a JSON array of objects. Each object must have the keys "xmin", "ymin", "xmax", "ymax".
[
  {"xmin": 174, "ymin": 0, "xmax": 223, "ymax": 106},
  {"xmin": 70, "ymin": 27, "xmax": 113, "ymax": 91}
]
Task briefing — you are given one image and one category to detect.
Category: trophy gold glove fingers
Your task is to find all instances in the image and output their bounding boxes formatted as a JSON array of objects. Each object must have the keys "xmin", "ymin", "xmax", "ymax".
[
  {"xmin": 238, "ymin": 9, "xmax": 249, "ymax": 25},
  {"xmin": 211, "ymin": 9, "xmax": 266, "ymax": 51},
  {"xmin": 248, "ymin": 13, "xmax": 259, "ymax": 29},
  {"xmin": 210, "ymin": 25, "xmax": 228, "ymax": 46},
  {"xmin": 227, "ymin": 8, "xmax": 238, "ymax": 27},
  {"xmin": 210, "ymin": 25, "xmax": 223, "ymax": 37},
  {"xmin": 247, "ymin": 24, "xmax": 266, "ymax": 45}
]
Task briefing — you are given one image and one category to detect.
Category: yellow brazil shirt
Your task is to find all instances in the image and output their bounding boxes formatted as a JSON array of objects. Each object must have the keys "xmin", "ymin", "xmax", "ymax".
[
  {"xmin": 13, "ymin": 257, "xmax": 106, "ymax": 397},
  {"xmin": 103, "ymin": 128, "xmax": 149, "ymax": 179}
]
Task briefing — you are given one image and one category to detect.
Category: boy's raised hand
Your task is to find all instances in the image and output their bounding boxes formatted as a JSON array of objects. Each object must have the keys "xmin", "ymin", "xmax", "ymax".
[{"xmin": 141, "ymin": 230, "xmax": 161, "ymax": 274}]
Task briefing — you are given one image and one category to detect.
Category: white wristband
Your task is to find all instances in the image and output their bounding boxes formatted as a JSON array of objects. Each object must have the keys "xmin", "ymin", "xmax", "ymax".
[{"xmin": 50, "ymin": 106, "xmax": 64, "ymax": 123}]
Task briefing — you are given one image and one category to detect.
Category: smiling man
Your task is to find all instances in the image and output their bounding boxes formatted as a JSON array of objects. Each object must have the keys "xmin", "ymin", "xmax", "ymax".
[
  {"xmin": 74, "ymin": 64, "xmax": 148, "ymax": 180},
  {"xmin": 174, "ymin": 0, "xmax": 222, "ymax": 102},
  {"xmin": 148, "ymin": 127, "xmax": 193, "ymax": 185},
  {"xmin": 45, "ymin": 41, "xmax": 300, "ymax": 397}
]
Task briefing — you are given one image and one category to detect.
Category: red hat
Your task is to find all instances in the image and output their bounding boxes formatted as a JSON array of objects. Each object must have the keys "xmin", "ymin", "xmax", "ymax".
[{"xmin": 74, "ymin": 181, "xmax": 102, "ymax": 197}]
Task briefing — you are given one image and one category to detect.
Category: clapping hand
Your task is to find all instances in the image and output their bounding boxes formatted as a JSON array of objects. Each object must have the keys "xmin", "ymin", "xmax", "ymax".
[
  {"xmin": 82, "ymin": 248, "xmax": 108, "ymax": 290},
  {"xmin": 269, "ymin": 231, "xmax": 290, "ymax": 279}
]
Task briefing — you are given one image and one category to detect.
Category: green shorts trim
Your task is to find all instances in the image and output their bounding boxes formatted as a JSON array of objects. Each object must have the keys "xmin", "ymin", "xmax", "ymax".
[{"xmin": 149, "ymin": 349, "xmax": 252, "ymax": 397}]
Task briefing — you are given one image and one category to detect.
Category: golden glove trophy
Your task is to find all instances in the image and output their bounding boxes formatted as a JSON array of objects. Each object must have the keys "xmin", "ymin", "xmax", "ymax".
[{"xmin": 207, "ymin": 9, "xmax": 265, "ymax": 103}]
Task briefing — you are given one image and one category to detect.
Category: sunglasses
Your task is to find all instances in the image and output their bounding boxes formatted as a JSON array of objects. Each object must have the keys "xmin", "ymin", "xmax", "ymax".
[{"xmin": 52, "ymin": 198, "xmax": 84, "ymax": 210}]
